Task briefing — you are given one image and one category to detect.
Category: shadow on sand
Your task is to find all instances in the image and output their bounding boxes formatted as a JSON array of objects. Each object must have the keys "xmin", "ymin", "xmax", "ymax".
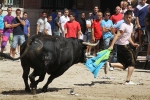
[
  {"xmin": 1, "ymin": 87, "xmax": 71, "ymax": 95},
  {"xmin": 74, "ymin": 81, "xmax": 113, "ymax": 87}
]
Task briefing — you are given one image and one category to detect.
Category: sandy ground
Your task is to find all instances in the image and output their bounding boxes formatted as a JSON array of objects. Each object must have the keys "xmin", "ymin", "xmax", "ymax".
[{"xmin": 0, "ymin": 45, "xmax": 150, "ymax": 100}]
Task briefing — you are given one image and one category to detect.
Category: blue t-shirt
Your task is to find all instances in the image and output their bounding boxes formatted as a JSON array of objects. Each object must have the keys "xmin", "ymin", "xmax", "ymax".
[
  {"xmin": 134, "ymin": 3, "xmax": 149, "ymax": 27},
  {"xmin": 0, "ymin": 14, "xmax": 4, "ymax": 30},
  {"xmin": 50, "ymin": 13, "xmax": 57, "ymax": 31},
  {"xmin": 91, "ymin": 13, "xmax": 98, "ymax": 20},
  {"xmin": 72, "ymin": 9, "xmax": 78, "ymax": 19},
  {"xmin": 101, "ymin": 19, "xmax": 113, "ymax": 39},
  {"xmin": 23, "ymin": 19, "xmax": 30, "ymax": 35},
  {"xmin": 12, "ymin": 17, "xmax": 24, "ymax": 35}
]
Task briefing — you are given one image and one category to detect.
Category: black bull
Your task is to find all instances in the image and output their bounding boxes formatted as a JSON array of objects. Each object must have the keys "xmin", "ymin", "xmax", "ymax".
[{"xmin": 0, "ymin": 35, "xmax": 99, "ymax": 93}]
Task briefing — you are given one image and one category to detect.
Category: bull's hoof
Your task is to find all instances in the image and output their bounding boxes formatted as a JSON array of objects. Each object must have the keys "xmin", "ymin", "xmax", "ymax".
[
  {"xmin": 42, "ymin": 88, "xmax": 48, "ymax": 93},
  {"xmin": 25, "ymin": 87, "xmax": 31, "ymax": 93},
  {"xmin": 30, "ymin": 83, "xmax": 37, "ymax": 89},
  {"xmin": 31, "ymin": 89, "xmax": 36, "ymax": 95}
]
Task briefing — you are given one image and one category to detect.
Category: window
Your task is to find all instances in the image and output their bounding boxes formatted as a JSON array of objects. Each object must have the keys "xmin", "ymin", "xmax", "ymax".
[{"xmin": 4, "ymin": 0, "xmax": 21, "ymax": 7}]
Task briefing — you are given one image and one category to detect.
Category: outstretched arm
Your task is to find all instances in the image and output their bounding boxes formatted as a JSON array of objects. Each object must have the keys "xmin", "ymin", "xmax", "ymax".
[{"xmin": 108, "ymin": 30, "xmax": 122, "ymax": 50}]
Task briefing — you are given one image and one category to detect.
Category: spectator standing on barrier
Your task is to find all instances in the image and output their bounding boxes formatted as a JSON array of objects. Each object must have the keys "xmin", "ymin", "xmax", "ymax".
[
  {"xmin": 145, "ymin": 6, "xmax": 150, "ymax": 60},
  {"xmin": 23, "ymin": 12, "xmax": 30, "ymax": 40},
  {"xmin": 59, "ymin": 8, "xmax": 69, "ymax": 37},
  {"xmin": 77, "ymin": 12, "xmax": 86, "ymax": 41},
  {"xmin": 134, "ymin": 0, "xmax": 149, "ymax": 47},
  {"xmin": 0, "ymin": 8, "xmax": 4, "ymax": 51},
  {"xmin": 11, "ymin": 9, "xmax": 25, "ymax": 58},
  {"xmin": 44, "ymin": 15, "xmax": 52, "ymax": 35},
  {"xmin": 120, "ymin": 1, "xmax": 128, "ymax": 15},
  {"xmin": 72, "ymin": 5, "xmax": 78, "ymax": 19},
  {"xmin": 1, "ymin": 7, "xmax": 14, "ymax": 57},
  {"xmin": 91, "ymin": 12, "xmax": 103, "ymax": 56},
  {"xmin": 101, "ymin": 10, "xmax": 114, "ymax": 49},
  {"xmin": 91, "ymin": 6, "xmax": 99, "ymax": 23},
  {"xmin": 106, "ymin": 10, "xmax": 139, "ymax": 85},
  {"xmin": 64, "ymin": 12, "xmax": 81, "ymax": 39},
  {"xmin": 110, "ymin": 6, "xmax": 123, "ymax": 24},
  {"xmin": 36, "ymin": 11, "xmax": 47, "ymax": 35},
  {"xmin": 85, "ymin": 12, "xmax": 92, "ymax": 56},
  {"xmin": 50, "ymin": 9, "xmax": 57, "ymax": 31},
  {"xmin": 53, "ymin": 12, "xmax": 62, "ymax": 36}
]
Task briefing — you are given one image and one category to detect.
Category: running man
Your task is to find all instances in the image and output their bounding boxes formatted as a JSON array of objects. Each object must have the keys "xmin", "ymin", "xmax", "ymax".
[{"xmin": 106, "ymin": 10, "xmax": 139, "ymax": 84}]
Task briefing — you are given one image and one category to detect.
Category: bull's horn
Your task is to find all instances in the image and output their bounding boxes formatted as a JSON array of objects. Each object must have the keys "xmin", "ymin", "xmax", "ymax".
[{"xmin": 82, "ymin": 40, "xmax": 99, "ymax": 46}]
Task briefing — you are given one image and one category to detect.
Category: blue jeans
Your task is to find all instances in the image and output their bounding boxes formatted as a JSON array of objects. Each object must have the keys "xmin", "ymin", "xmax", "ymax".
[
  {"xmin": 11, "ymin": 35, "xmax": 25, "ymax": 49},
  {"xmin": 103, "ymin": 35, "xmax": 114, "ymax": 49},
  {"xmin": 86, "ymin": 32, "xmax": 91, "ymax": 42}
]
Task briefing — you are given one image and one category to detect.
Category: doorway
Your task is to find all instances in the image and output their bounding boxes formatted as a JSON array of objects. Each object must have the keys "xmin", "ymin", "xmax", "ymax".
[{"xmin": 100, "ymin": 0, "xmax": 121, "ymax": 15}]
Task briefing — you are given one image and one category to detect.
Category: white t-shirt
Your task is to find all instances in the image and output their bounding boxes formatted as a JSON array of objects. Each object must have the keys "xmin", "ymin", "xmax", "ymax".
[
  {"xmin": 37, "ymin": 18, "xmax": 47, "ymax": 33},
  {"xmin": 44, "ymin": 22, "xmax": 52, "ymax": 35},
  {"xmin": 59, "ymin": 15, "xmax": 69, "ymax": 32},
  {"xmin": 86, "ymin": 19, "xmax": 91, "ymax": 32},
  {"xmin": 118, "ymin": 23, "xmax": 133, "ymax": 45}
]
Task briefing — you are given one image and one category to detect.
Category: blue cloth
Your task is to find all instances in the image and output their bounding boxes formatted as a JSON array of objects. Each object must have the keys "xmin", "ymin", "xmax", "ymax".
[
  {"xmin": 0, "ymin": 14, "xmax": 4, "ymax": 30},
  {"xmin": 85, "ymin": 49, "xmax": 111, "ymax": 78},
  {"xmin": 23, "ymin": 19, "xmax": 30, "ymax": 35},
  {"xmin": 113, "ymin": 20, "xmax": 124, "ymax": 29},
  {"xmin": 50, "ymin": 13, "xmax": 57, "ymax": 30},
  {"xmin": 134, "ymin": 3, "xmax": 149, "ymax": 28},
  {"xmin": 12, "ymin": 17, "xmax": 24, "ymax": 35},
  {"xmin": 101, "ymin": 19, "xmax": 113, "ymax": 39}
]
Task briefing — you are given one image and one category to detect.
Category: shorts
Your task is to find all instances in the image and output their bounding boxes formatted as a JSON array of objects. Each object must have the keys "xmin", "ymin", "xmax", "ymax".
[
  {"xmin": 147, "ymin": 31, "xmax": 150, "ymax": 44},
  {"xmin": 86, "ymin": 32, "xmax": 91, "ymax": 42},
  {"xmin": 0, "ymin": 29, "xmax": 3, "ymax": 34},
  {"xmin": 11, "ymin": 35, "xmax": 25, "ymax": 49},
  {"xmin": 9, "ymin": 33, "xmax": 13, "ymax": 45},
  {"xmin": 117, "ymin": 45, "xmax": 136, "ymax": 69},
  {"xmin": 139, "ymin": 26, "xmax": 145, "ymax": 31}
]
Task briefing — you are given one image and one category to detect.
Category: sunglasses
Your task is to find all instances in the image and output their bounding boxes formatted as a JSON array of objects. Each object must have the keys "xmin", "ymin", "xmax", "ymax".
[{"xmin": 105, "ymin": 14, "xmax": 110, "ymax": 16}]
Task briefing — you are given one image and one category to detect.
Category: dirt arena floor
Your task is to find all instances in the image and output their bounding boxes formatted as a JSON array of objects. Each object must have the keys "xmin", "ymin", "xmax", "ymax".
[{"xmin": 0, "ymin": 46, "xmax": 150, "ymax": 100}]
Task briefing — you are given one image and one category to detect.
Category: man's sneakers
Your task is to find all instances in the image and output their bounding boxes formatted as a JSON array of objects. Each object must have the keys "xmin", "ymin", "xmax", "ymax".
[
  {"xmin": 104, "ymin": 62, "xmax": 110, "ymax": 74},
  {"xmin": 146, "ymin": 55, "xmax": 150, "ymax": 60},
  {"xmin": 124, "ymin": 81, "xmax": 135, "ymax": 85},
  {"xmin": 109, "ymin": 67, "xmax": 114, "ymax": 71},
  {"xmin": 15, "ymin": 52, "xmax": 20, "ymax": 55},
  {"xmin": 85, "ymin": 52, "xmax": 91, "ymax": 57}
]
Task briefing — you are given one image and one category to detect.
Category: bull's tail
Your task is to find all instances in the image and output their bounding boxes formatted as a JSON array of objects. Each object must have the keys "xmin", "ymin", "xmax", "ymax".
[{"xmin": 0, "ymin": 38, "xmax": 32, "ymax": 60}]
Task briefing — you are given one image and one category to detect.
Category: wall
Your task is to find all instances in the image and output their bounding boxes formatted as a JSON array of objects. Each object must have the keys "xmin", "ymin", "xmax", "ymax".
[{"xmin": 24, "ymin": 0, "xmax": 41, "ymax": 9}]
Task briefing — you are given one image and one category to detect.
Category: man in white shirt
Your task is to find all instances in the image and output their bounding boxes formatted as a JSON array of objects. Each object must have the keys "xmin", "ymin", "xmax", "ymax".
[
  {"xmin": 36, "ymin": 11, "xmax": 47, "ymax": 35},
  {"xmin": 85, "ymin": 12, "xmax": 92, "ymax": 56},
  {"xmin": 59, "ymin": 8, "xmax": 69, "ymax": 37},
  {"xmin": 44, "ymin": 15, "xmax": 52, "ymax": 35}
]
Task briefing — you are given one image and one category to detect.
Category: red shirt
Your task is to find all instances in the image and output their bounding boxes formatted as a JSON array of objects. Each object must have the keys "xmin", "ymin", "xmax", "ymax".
[
  {"xmin": 110, "ymin": 13, "xmax": 123, "ymax": 24},
  {"xmin": 64, "ymin": 21, "xmax": 81, "ymax": 38},
  {"xmin": 92, "ymin": 19, "xmax": 102, "ymax": 40}
]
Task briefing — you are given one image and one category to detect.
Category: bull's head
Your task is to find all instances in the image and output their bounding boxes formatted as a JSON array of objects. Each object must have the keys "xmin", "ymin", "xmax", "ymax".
[{"xmin": 79, "ymin": 40, "xmax": 100, "ymax": 63}]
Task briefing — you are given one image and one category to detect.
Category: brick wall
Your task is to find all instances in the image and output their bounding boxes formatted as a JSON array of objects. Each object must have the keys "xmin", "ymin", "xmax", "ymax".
[
  {"xmin": 84, "ymin": 0, "xmax": 94, "ymax": 10},
  {"xmin": 24, "ymin": 0, "xmax": 41, "ymax": 9}
]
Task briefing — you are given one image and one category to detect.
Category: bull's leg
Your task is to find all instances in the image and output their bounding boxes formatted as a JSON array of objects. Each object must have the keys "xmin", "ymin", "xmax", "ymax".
[
  {"xmin": 35, "ymin": 71, "xmax": 46, "ymax": 85},
  {"xmin": 42, "ymin": 65, "xmax": 70, "ymax": 92},
  {"xmin": 22, "ymin": 66, "xmax": 30, "ymax": 92},
  {"xmin": 29, "ymin": 71, "xmax": 37, "ymax": 89}
]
